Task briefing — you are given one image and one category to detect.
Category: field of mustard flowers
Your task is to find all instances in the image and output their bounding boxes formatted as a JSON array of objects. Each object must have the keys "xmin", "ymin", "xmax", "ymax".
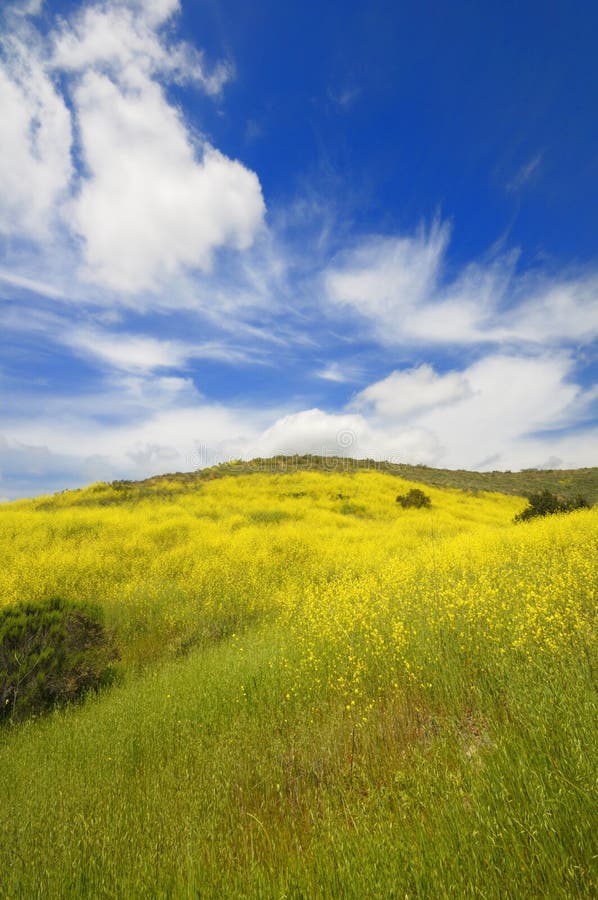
[{"xmin": 0, "ymin": 468, "xmax": 596, "ymax": 897}]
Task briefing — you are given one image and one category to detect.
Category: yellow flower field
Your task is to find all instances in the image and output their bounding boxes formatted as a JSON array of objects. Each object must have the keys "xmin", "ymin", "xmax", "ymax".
[
  {"xmin": 0, "ymin": 468, "xmax": 596, "ymax": 897},
  {"xmin": 1, "ymin": 470, "xmax": 595, "ymax": 675}
]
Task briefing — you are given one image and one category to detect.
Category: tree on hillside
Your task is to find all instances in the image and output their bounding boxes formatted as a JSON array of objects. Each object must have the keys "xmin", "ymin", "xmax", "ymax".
[
  {"xmin": 396, "ymin": 488, "xmax": 432, "ymax": 509},
  {"xmin": 514, "ymin": 490, "xmax": 591, "ymax": 523}
]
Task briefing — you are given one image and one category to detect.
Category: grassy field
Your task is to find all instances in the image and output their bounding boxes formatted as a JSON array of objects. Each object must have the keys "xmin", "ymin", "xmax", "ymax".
[{"xmin": 0, "ymin": 466, "xmax": 597, "ymax": 897}]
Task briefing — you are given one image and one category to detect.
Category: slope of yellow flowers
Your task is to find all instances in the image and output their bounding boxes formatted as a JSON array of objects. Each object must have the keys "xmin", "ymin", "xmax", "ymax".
[
  {"xmin": 1, "ymin": 470, "xmax": 595, "ymax": 684},
  {"xmin": 1, "ymin": 468, "xmax": 597, "ymax": 898}
]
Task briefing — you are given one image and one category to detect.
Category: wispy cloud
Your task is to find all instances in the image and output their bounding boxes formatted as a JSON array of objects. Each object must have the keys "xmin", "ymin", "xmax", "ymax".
[
  {"xmin": 0, "ymin": 269, "xmax": 67, "ymax": 300},
  {"xmin": 324, "ymin": 218, "xmax": 598, "ymax": 348},
  {"xmin": 506, "ymin": 152, "xmax": 543, "ymax": 193},
  {"xmin": 315, "ymin": 361, "xmax": 364, "ymax": 383},
  {"xmin": 327, "ymin": 85, "xmax": 361, "ymax": 110},
  {"xmin": 65, "ymin": 327, "xmax": 269, "ymax": 372}
]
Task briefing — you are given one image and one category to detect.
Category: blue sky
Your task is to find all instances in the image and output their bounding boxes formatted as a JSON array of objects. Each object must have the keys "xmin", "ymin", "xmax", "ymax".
[{"xmin": 1, "ymin": 0, "xmax": 597, "ymax": 499}]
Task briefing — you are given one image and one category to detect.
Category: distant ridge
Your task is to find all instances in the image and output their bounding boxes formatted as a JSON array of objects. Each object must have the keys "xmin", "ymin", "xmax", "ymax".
[{"xmin": 132, "ymin": 455, "xmax": 598, "ymax": 504}]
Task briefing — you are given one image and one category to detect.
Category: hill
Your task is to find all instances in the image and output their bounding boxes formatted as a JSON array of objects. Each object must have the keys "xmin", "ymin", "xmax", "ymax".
[
  {"xmin": 0, "ymin": 467, "xmax": 596, "ymax": 897},
  {"xmin": 137, "ymin": 455, "xmax": 598, "ymax": 503}
]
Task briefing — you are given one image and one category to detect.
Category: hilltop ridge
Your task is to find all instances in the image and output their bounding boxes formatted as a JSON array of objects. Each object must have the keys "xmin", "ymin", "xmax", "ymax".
[{"xmin": 132, "ymin": 455, "xmax": 598, "ymax": 503}]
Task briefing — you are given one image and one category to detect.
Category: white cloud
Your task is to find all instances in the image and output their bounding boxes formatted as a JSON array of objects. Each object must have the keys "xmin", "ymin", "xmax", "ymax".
[
  {"xmin": 66, "ymin": 328, "xmax": 190, "ymax": 371},
  {"xmin": 64, "ymin": 326, "xmax": 265, "ymax": 372},
  {"xmin": 0, "ymin": 269, "xmax": 67, "ymax": 299},
  {"xmin": 233, "ymin": 407, "xmax": 443, "ymax": 467},
  {"xmin": 52, "ymin": 0, "xmax": 229, "ymax": 92},
  {"xmin": 345, "ymin": 353, "xmax": 596, "ymax": 470},
  {"xmin": 0, "ymin": 49, "xmax": 72, "ymax": 238},
  {"xmin": 256, "ymin": 354, "xmax": 596, "ymax": 472},
  {"xmin": 53, "ymin": 0, "xmax": 264, "ymax": 295},
  {"xmin": 316, "ymin": 361, "xmax": 363, "ymax": 383},
  {"xmin": 414, "ymin": 354, "xmax": 581, "ymax": 468},
  {"xmin": 505, "ymin": 276, "xmax": 598, "ymax": 344},
  {"xmin": 138, "ymin": 0, "xmax": 181, "ymax": 28},
  {"xmin": 245, "ymin": 408, "xmax": 369, "ymax": 458},
  {"xmin": 351, "ymin": 364, "xmax": 472, "ymax": 419},
  {"xmin": 68, "ymin": 71, "xmax": 264, "ymax": 293},
  {"xmin": 324, "ymin": 222, "xmax": 598, "ymax": 348},
  {"xmin": 326, "ymin": 221, "xmax": 449, "ymax": 337},
  {"xmin": 0, "ymin": 0, "xmax": 263, "ymax": 298},
  {"xmin": 0, "ymin": 396, "xmax": 262, "ymax": 491},
  {"xmin": 6, "ymin": 1, "xmax": 44, "ymax": 20}
]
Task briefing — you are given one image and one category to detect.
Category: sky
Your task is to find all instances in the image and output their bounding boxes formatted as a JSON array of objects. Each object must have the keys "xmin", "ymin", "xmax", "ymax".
[{"xmin": 1, "ymin": 0, "xmax": 597, "ymax": 500}]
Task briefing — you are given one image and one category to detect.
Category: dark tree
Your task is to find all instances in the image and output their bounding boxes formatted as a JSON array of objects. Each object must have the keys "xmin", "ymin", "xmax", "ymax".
[
  {"xmin": 514, "ymin": 489, "xmax": 591, "ymax": 523},
  {"xmin": 396, "ymin": 488, "xmax": 432, "ymax": 509}
]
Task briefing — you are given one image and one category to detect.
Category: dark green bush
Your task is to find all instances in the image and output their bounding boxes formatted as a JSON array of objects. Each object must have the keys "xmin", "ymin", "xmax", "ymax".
[
  {"xmin": 514, "ymin": 489, "xmax": 591, "ymax": 522},
  {"xmin": 0, "ymin": 597, "xmax": 118, "ymax": 723},
  {"xmin": 566, "ymin": 494, "xmax": 592, "ymax": 511},
  {"xmin": 396, "ymin": 488, "xmax": 432, "ymax": 509}
]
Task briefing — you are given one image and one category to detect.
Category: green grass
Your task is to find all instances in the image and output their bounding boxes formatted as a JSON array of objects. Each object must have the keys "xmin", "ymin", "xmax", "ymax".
[{"xmin": 1, "ymin": 622, "xmax": 595, "ymax": 898}]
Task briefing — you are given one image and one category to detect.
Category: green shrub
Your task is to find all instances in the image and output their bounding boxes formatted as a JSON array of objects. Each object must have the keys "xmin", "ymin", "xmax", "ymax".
[
  {"xmin": 566, "ymin": 493, "xmax": 592, "ymax": 511},
  {"xmin": 0, "ymin": 597, "xmax": 118, "ymax": 723},
  {"xmin": 396, "ymin": 488, "xmax": 432, "ymax": 509},
  {"xmin": 514, "ymin": 490, "xmax": 591, "ymax": 522}
]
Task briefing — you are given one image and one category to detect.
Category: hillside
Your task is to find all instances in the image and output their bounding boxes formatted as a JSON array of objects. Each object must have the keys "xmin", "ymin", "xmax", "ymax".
[
  {"xmin": 137, "ymin": 455, "xmax": 598, "ymax": 503},
  {"xmin": 0, "ymin": 467, "xmax": 596, "ymax": 897}
]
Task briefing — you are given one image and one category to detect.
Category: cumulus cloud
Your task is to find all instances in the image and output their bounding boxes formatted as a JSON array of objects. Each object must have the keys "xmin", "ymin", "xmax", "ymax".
[
  {"xmin": 0, "ymin": 0, "xmax": 264, "ymax": 295},
  {"xmin": 413, "ymin": 354, "xmax": 581, "ymax": 467},
  {"xmin": 243, "ymin": 407, "xmax": 444, "ymax": 466},
  {"xmin": 260, "ymin": 353, "xmax": 597, "ymax": 472},
  {"xmin": 344, "ymin": 353, "xmax": 596, "ymax": 470},
  {"xmin": 60, "ymin": 0, "xmax": 264, "ymax": 294},
  {"xmin": 68, "ymin": 72, "xmax": 263, "ymax": 292},
  {"xmin": 246, "ymin": 408, "xmax": 368, "ymax": 458},
  {"xmin": 350, "ymin": 364, "xmax": 472, "ymax": 420}
]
